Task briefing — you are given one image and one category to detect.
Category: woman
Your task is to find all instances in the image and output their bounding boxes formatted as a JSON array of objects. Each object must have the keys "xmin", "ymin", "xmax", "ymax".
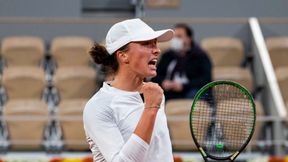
[{"xmin": 83, "ymin": 18, "xmax": 174, "ymax": 162}]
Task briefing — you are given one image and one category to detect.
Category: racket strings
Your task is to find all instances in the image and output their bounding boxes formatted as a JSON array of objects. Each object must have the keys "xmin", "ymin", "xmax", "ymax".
[{"xmin": 192, "ymin": 84, "xmax": 254, "ymax": 158}]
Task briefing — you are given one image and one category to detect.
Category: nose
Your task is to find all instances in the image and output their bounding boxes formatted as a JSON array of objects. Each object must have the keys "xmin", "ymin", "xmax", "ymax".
[{"xmin": 152, "ymin": 46, "xmax": 161, "ymax": 56}]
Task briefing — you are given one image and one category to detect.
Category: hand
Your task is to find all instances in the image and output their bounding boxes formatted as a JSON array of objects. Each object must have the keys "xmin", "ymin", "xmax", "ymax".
[
  {"xmin": 140, "ymin": 82, "xmax": 163, "ymax": 109},
  {"xmin": 162, "ymin": 80, "xmax": 173, "ymax": 91},
  {"xmin": 171, "ymin": 82, "xmax": 183, "ymax": 92}
]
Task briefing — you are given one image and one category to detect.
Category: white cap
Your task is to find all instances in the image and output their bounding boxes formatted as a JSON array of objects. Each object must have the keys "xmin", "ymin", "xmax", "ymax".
[{"xmin": 105, "ymin": 18, "xmax": 174, "ymax": 55}]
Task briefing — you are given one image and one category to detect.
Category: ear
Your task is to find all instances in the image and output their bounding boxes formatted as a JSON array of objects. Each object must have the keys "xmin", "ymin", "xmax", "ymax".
[{"xmin": 116, "ymin": 50, "xmax": 129, "ymax": 64}]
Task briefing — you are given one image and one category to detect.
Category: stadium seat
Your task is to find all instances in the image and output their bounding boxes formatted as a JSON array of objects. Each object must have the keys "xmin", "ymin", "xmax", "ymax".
[
  {"xmin": 50, "ymin": 36, "xmax": 94, "ymax": 67},
  {"xmin": 2, "ymin": 67, "xmax": 46, "ymax": 99},
  {"xmin": 99, "ymin": 39, "xmax": 106, "ymax": 46},
  {"xmin": 158, "ymin": 40, "xmax": 171, "ymax": 54},
  {"xmin": 3, "ymin": 99, "xmax": 48, "ymax": 150},
  {"xmin": 58, "ymin": 99, "xmax": 88, "ymax": 150},
  {"xmin": 53, "ymin": 66, "xmax": 97, "ymax": 100},
  {"xmin": 266, "ymin": 37, "xmax": 288, "ymax": 69},
  {"xmin": 213, "ymin": 67, "xmax": 253, "ymax": 92},
  {"xmin": 286, "ymin": 102, "xmax": 288, "ymax": 114},
  {"xmin": 0, "ymin": 36, "xmax": 45, "ymax": 67},
  {"xmin": 201, "ymin": 37, "xmax": 244, "ymax": 67},
  {"xmin": 275, "ymin": 67, "xmax": 288, "ymax": 103},
  {"xmin": 166, "ymin": 99, "xmax": 210, "ymax": 151},
  {"xmin": 146, "ymin": 0, "xmax": 180, "ymax": 8}
]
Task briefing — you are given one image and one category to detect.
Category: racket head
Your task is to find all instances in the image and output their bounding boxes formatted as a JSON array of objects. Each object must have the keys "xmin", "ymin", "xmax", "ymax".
[{"xmin": 189, "ymin": 80, "xmax": 256, "ymax": 161}]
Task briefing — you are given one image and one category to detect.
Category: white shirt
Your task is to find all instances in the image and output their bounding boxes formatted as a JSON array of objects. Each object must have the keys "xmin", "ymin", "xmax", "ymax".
[{"xmin": 83, "ymin": 82, "xmax": 173, "ymax": 162}]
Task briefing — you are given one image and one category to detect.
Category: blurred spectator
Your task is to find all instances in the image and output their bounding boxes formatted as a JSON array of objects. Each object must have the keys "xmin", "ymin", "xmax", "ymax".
[{"xmin": 152, "ymin": 23, "xmax": 212, "ymax": 100}]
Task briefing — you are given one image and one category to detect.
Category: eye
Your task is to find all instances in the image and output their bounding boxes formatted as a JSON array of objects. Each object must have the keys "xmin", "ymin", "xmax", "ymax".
[
  {"xmin": 140, "ymin": 40, "xmax": 157, "ymax": 48},
  {"xmin": 140, "ymin": 41, "xmax": 151, "ymax": 46}
]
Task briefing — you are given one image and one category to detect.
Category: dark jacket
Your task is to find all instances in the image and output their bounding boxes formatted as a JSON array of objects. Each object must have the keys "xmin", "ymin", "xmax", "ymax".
[{"xmin": 152, "ymin": 42, "xmax": 212, "ymax": 99}]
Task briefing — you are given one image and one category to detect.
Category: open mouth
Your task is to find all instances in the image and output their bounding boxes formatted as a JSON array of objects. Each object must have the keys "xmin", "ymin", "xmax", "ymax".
[{"xmin": 148, "ymin": 59, "xmax": 157, "ymax": 66}]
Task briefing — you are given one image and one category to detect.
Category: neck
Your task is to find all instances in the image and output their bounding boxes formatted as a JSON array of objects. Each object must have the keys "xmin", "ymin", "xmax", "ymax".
[{"xmin": 111, "ymin": 69, "xmax": 144, "ymax": 92}]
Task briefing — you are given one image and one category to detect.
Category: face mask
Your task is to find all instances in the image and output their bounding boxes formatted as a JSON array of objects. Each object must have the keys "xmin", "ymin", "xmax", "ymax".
[{"xmin": 170, "ymin": 37, "xmax": 184, "ymax": 51}]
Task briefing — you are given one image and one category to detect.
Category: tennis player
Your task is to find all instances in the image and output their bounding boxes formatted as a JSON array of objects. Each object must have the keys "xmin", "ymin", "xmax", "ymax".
[{"xmin": 83, "ymin": 18, "xmax": 174, "ymax": 162}]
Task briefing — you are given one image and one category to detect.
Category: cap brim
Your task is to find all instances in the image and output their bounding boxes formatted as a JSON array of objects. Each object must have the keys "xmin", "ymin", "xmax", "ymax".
[
  {"xmin": 132, "ymin": 29, "xmax": 174, "ymax": 42},
  {"xmin": 156, "ymin": 29, "xmax": 174, "ymax": 42}
]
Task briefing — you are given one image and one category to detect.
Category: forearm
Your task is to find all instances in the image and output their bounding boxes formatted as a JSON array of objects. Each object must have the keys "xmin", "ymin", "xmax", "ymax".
[
  {"xmin": 85, "ymin": 111, "xmax": 152, "ymax": 162},
  {"xmin": 111, "ymin": 108, "xmax": 159, "ymax": 162},
  {"xmin": 111, "ymin": 134, "xmax": 149, "ymax": 162},
  {"xmin": 134, "ymin": 108, "xmax": 159, "ymax": 144}
]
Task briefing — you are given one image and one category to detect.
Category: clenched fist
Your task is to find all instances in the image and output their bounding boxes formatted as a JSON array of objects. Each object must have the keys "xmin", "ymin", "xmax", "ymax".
[{"xmin": 140, "ymin": 82, "xmax": 163, "ymax": 109}]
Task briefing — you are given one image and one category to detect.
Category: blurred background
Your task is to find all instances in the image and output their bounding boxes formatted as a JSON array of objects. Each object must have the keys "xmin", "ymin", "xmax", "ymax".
[{"xmin": 0, "ymin": 0, "xmax": 288, "ymax": 162}]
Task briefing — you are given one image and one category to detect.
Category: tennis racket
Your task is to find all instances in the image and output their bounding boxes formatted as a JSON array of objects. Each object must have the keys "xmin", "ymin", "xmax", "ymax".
[{"xmin": 189, "ymin": 80, "xmax": 256, "ymax": 162}]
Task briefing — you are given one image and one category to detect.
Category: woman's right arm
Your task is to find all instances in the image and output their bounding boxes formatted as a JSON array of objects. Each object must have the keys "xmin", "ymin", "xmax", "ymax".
[
  {"xmin": 83, "ymin": 83, "xmax": 163, "ymax": 162},
  {"xmin": 84, "ymin": 104, "xmax": 149, "ymax": 162},
  {"xmin": 134, "ymin": 82, "xmax": 163, "ymax": 144}
]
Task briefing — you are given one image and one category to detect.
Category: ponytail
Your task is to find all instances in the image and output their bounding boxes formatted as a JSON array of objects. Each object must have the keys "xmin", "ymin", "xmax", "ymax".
[{"xmin": 90, "ymin": 43, "xmax": 119, "ymax": 73}]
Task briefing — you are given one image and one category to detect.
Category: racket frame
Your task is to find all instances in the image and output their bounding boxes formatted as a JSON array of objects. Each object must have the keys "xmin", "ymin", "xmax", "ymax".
[{"xmin": 189, "ymin": 80, "xmax": 256, "ymax": 161}]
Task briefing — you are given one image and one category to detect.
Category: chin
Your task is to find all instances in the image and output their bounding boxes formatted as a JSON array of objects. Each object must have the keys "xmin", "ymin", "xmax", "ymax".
[
  {"xmin": 140, "ymin": 69, "xmax": 157, "ymax": 78},
  {"xmin": 147, "ymin": 71, "xmax": 157, "ymax": 77}
]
